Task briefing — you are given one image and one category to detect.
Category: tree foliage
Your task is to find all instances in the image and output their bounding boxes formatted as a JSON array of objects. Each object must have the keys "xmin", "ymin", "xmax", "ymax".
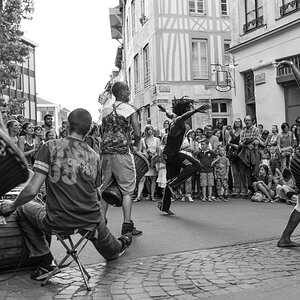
[{"xmin": 0, "ymin": 0, "xmax": 34, "ymax": 88}]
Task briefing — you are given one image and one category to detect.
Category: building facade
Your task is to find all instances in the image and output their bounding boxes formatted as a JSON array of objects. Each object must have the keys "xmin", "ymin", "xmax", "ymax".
[
  {"xmin": 2, "ymin": 37, "xmax": 38, "ymax": 123},
  {"xmin": 113, "ymin": 0, "xmax": 233, "ymax": 130},
  {"xmin": 230, "ymin": 0, "xmax": 300, "ymax": 129}
]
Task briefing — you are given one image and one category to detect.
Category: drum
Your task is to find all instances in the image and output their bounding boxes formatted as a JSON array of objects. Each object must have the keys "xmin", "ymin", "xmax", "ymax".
[
  {"xmin": 0, "ymin": 187, "xmax": 41, "ymax": 271},
  {"xmin": 102, "ymin": 152, "xmax": 149, "ymax": 207},
  {"xmin": 0, "ymin": 129, "xmax": 29, "ymax": 197}
]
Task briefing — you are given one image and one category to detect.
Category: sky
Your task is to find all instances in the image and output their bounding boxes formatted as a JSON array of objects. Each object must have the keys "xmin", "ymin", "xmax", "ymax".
[{"xmin": 21, "ymin": 0, "xmax": 120, "ymax": 121}]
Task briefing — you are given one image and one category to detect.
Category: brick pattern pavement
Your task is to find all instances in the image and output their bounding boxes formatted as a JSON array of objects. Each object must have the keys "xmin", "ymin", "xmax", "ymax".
[{"xmin": 0, "ymin": 238, "xmax": 300, "ymax": 299}]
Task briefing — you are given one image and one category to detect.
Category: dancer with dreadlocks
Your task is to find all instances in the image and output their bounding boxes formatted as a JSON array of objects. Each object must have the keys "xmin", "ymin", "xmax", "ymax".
[{"xmin": 157, "ymin": 97, "xmax": 210, "ymax": 215}]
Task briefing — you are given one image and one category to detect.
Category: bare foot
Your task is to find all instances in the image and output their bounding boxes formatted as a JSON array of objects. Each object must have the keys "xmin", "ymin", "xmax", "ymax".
[{"xmin": 277, "ymin": 239, "xmax": 300, "ymax": 247}]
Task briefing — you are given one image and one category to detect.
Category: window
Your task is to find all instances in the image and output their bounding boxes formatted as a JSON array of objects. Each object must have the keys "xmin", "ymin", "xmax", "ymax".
[
  {"xmin": 128, "ymin": 67, "xmax": 132, "ymax": 92},
  {"xmin": 211, "ymin": 100, "xmax": 229, "ymax": 128},
  {"xmin": 23, "ymin": 74, "xmax": 29, "ymax": 93},
  {"xmin": 189, "ymin": 0, "xmax": 205, "ymax": 14},
  {"xmin": 17, "ymin": 75, "xmax": 22, "ymax": 90},
  {"xmin": 141, "ymin": 0, "xmax": 148, "ymax": 17},
  {"xmin": 147, "ymin": 106, "xmax": 150, "ymax": 118},
  {"xmin": 126, "ymin": 18, "xmax": 129, "ymax": 44},
  {"xmin": 280, "ymin": 0, "xmax": 300, "ymax": 16},
  {"xmin": 143, "ymin": 44, "xmax": 150, "ymax": 88},
  {"xmin": 243, "ymin": 0, "xmax": 264, "ymax": 33},
  {"xmin": 28, "ymin": 48, "xmax": 35, "ymax": 70},
  {"xmin": 134, "ymin": 54, "xmax": 139, "ymax": 93},
  {"xmin": 29, "ymin": 77, "xmax": 35, "ymax": 95},
  {"xmin": 224, "ymin": 42, "xmax": 230, "ymax": 66},
  {"xmin": 244, "ymin": 71, "xmax": 255, "ymax": 103},
  {"xmin": 220, "ymin": 0, "xmax": 228, "ymax": 15},
  {"xmin": 191, "ymin": 39, "xmax": 208, "ymax": 80},
  {"xmin": 131, "ymin": 0, "xmax": 135, "ymax": 36},
  {"xmin": 211, "ymin": 102, "xmax": 228, "ymax": 113}
]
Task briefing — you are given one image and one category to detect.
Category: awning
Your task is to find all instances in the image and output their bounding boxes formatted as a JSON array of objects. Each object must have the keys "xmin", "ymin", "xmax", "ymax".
[{"xmin": 109, "ymin": 6, "xmax": 123, "ymax": 40}]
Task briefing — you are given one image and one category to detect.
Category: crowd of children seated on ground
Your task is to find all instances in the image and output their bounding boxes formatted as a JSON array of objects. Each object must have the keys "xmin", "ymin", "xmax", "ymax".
[{"xmin": 3, "ymin": 110, "xmax": 300, "ymax": 205}]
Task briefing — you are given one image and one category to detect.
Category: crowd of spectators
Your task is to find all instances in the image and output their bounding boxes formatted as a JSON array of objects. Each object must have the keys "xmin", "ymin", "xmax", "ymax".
[
  {"xmin": 133, "ymin": 115, "xmax": 300, "ymax": 205},
  {"xmin": 3, "ymin": 106, "xmax": 300, "ymax": 206},
  {"xmin": 3, "ymin": 112, "xmax": 66, "ymax": 169}
]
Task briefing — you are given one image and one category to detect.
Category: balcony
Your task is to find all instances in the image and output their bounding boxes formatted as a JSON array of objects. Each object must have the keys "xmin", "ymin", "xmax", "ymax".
[
  {"xmin": 243, "ymin": 15, "xmax": 264, "ymax": 33},
  {"xmin": 280, "ymin": 0, "xmax": 300, "ymax": 17},
  {"xmin": 276, "ymin": 55, "xmax": 300, "ymax": 84}
]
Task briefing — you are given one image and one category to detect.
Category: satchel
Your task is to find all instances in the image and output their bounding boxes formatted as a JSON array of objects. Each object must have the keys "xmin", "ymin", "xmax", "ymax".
[
  {"xmin": 227, "ymin": 145, "xmax": 239, "ymax": 162},
  {"xmin": 251, "ymin": 191, "xmax": 264, "ymax": 202}
]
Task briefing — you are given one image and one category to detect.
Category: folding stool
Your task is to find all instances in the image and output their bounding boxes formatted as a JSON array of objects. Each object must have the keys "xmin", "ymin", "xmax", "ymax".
[{"xmin": 41, "ymin": 223, "xmax": 99, "ymax": 291}]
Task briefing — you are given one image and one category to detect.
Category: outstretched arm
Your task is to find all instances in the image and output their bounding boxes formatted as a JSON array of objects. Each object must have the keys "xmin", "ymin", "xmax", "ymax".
[{"xmin": 176, "ymin": 103, "xmax": 211, "ymax": 125}]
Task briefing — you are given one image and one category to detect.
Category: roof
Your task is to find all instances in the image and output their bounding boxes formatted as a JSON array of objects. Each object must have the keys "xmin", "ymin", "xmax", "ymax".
[{"xmin": 37, "ymin": 97, "xmax": 56, "ymax": 105}]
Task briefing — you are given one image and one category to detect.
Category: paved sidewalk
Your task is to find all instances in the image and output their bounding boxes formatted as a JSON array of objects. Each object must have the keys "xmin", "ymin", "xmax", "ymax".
[{"xmin": 1, "ymin": 237, "xmax": 300, "ymax": 299}]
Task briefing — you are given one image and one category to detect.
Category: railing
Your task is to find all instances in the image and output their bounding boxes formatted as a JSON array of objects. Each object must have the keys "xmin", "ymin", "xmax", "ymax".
[
  {"xmin": 243, "ymin": 15, "xmax": 264, "ymax": 33},
  {"xmin": 276, "ymin": 55, "xmax": 300, "ymax": 80},
  {"xmin": 280, "ymin": 0, "xmax": 300, "ymax": 16}
]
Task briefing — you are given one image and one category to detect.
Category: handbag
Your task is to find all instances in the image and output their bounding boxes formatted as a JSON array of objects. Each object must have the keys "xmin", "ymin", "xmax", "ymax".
[
  {"xmin": 227, "ymin": 145, "xmax": 239, "ymax": 162},
  {"xmin": 251, "ymin": 191, "xmax": 264, "ymax": 202}
]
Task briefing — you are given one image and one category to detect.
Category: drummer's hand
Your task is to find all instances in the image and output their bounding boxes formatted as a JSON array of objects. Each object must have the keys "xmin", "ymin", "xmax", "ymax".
[{"xmin": 0, "ymin": 200, "xmax": 16, "ymax": 215}]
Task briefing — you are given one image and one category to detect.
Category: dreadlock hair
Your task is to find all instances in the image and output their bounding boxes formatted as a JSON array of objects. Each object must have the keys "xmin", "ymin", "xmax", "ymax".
[{"xmin": 172, "ymin": 96, "xmax": 194, "ymax": 116}]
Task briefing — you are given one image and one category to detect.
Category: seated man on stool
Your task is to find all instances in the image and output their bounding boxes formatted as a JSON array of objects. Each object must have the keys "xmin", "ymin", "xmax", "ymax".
[{"xmin": 0, "ymin": 108, "xmax": 131, "ymax": 280}]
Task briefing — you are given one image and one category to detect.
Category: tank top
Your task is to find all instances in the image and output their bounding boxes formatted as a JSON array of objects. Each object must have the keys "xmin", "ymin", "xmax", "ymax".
[
  {"xmin": 24, "ymin": 139, "xmax": 34, "ymax": 166},
  {"xmin": 163, "ymin": 123, "xmax": 186, "ymax": 155}
]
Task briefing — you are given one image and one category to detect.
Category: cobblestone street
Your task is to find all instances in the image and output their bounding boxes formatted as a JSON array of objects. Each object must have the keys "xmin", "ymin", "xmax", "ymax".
[{"xmin": 1, "ymin": 237, "xmax": 300, "ymax": 299}]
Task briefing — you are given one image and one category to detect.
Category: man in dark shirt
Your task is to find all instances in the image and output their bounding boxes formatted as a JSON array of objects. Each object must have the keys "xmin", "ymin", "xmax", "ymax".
[
  {"xmin": 0, "ymin": 108, "xmax": 132, "ymax": 280},
  {"xmin": 157, "ymin": 98, "xmax": 210, "ymax": 215}
]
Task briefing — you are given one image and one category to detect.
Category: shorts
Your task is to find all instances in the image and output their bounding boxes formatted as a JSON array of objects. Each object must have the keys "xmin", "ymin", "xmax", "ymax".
[
  {"xmin": 216, "ymin": 178, "xmax": 228, "ymax": 191},
  {"xmin": 200, "ymin": 172, "xmax": 214, "ymax": 187},
  {"xmin": 100, "ymin": 153, "xmax": 136, "ymax": 196}
]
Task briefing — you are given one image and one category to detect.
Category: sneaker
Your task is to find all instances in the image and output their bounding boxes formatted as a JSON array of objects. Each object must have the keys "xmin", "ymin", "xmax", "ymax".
[
  {"xmin": 186, "ymin": 196, "xmax": 194, "ymax": 202},
  {"xmin": 133, "ymin": 197, "xmax": 142, "ymax": 202},
  {"xmin": 181, "ymin": 198, "xmax": 186, "ymax": 202},
  {"xmin": 207, "ymin": 197, "xmax": 213, "ymax": 202},
  {"xmin": 121, "ymin": 220, "xmax": 142, "ymax": 236},
  {"xmin": 223, "ymin": 196, "xmax": 228, "ymax": 202},
  {"xmin": 118, "ymin": 232, "xmax": 132, "ymax": 257},
  {"xmin": 201, "ymin": 197, "xmax": 207, "ymax": 202},
  {"xmin": 31, "ymin": 262, "xmax": 59, "ymax": 281}
]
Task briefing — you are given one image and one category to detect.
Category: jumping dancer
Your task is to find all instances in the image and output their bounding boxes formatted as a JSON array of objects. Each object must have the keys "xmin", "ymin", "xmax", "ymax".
[{"xmin": 157, "ymin": 98, "xmax": 210, "ymax": 215}]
